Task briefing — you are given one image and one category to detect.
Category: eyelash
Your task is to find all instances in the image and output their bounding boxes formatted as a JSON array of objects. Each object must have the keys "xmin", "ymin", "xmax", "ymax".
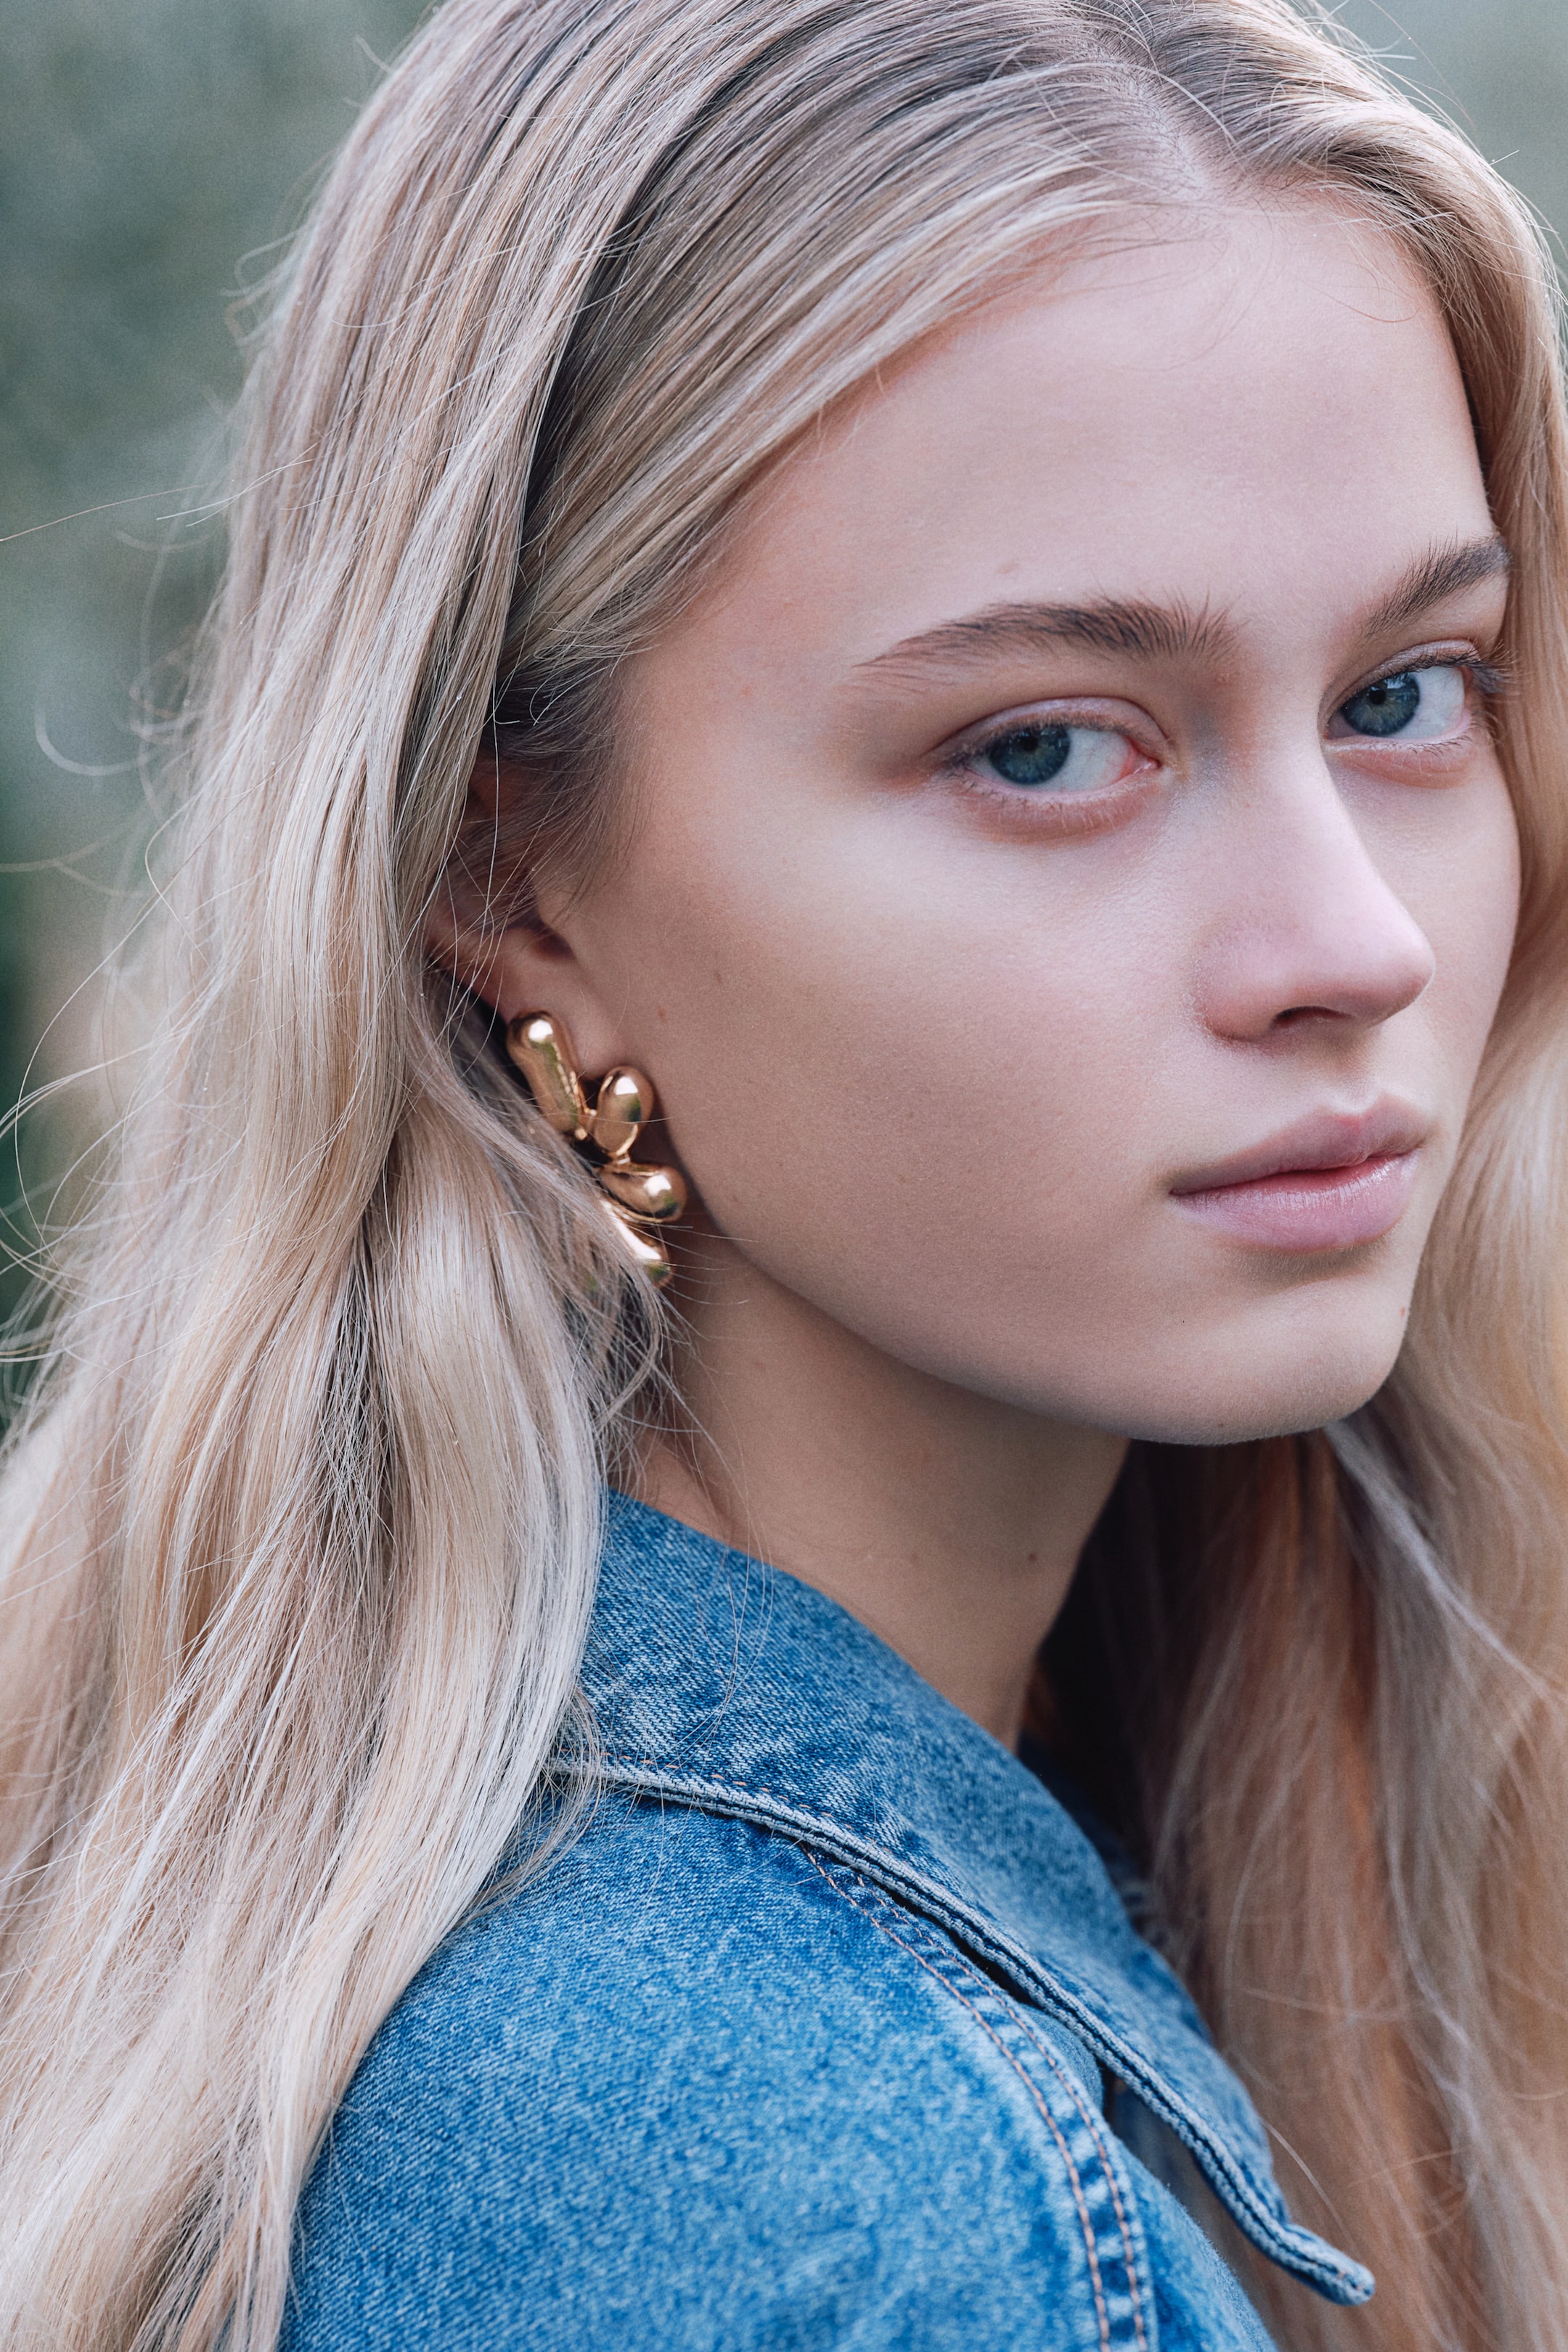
[
  {"xmin": 1352, "ymin": 653, "xmax": 1507, "ymax": 707},
  {"xmin": 942, "ymin": 651, "xmax": 1507, "ymax": 799},
  {"xmin": 942, "ymin": 705, "xmax": 1157, "ymax": 793},
  {"xmin": 1328, "ymin": 653, "xmax": 1508, "ymax": 754},
  {"xmin": 1445, "ymin": 654, "xmax": 1505, "ymax": 701}
]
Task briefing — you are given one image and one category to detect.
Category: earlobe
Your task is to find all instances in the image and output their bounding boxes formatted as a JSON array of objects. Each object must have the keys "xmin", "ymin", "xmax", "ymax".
[
  {"xmin": 423, "ymin": 884, "xmax": 571, "ymax": 1020},
  {"xmin": 424, "ymin": 892, "xmax": 613, "ymax": 1050},
  {"xmin": 421, "ymin": 880, "xmax": 512, "ymax": 1014},
  {"xmin": 424, "ymin": 881, "xmax": 634, "ymax": 1085},
  {"xmin": 427, "ymin": 758, "xmax": 634, "ymax": 1071}
]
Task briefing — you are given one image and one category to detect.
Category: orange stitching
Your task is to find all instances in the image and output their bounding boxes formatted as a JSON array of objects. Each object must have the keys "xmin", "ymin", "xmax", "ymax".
[
  {"xmin": 940, "ymin": 1940, "xmax": 1151, "ymax": 2352},
  {"xmin": 597, "ymin": 1757, "xmax": 1343, "ymax": 2302},
  {"xmin": 806, "ymin": 1853, "xmax": 1115, "ymax": 2352}
]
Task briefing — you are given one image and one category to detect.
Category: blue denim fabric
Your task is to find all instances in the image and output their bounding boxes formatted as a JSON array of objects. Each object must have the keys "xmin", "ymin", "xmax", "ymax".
[{"xmin": 285, "ymin": 1492, "xmax": 1374, "ymax": 2349}]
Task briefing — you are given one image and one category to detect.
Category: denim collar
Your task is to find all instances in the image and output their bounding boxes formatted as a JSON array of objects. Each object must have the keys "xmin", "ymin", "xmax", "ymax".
[{"xmin": 584, "ymin": 1491, "xmax": 1373, "ymax": 2309}]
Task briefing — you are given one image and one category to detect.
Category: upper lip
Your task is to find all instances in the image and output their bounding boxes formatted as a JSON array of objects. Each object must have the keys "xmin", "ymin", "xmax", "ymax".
[{"xmin": 1169, "ymin": 1101, "xmax": 1431, "ymax": 1196}]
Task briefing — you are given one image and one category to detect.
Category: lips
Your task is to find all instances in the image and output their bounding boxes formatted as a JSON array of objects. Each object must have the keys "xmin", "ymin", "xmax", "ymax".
[{"xmin": 1169, "ymin": 1103, "xmax": 1430, "ymax": 1252}]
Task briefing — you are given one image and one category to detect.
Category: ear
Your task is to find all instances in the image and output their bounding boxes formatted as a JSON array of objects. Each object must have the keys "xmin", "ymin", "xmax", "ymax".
[{"xmin": 424, "ymin": 756, "xmax": 630, "ymax": 1076}]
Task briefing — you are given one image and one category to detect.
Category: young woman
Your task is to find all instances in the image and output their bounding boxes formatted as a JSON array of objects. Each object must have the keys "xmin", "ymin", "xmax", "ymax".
[{"xmin": 4, "ymin": 0, "xmax": 1568, "ymax": 2345}]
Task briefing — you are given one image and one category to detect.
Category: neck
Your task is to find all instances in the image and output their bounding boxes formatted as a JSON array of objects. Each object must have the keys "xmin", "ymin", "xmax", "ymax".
[{"xmin": 635, "ymin": 1235, "xmax": 1127, "ymax": 1750}]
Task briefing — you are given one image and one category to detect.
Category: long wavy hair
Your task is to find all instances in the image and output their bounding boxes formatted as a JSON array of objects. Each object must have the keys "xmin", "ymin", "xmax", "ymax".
[{"xmin": 3, "ymin": 3, "xmax": 1567, "ymax": 2346}]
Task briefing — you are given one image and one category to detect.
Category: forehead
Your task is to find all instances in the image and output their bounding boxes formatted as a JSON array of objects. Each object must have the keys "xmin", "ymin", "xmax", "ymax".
[{"xmin": 698, "ymin": 200, "xmax": 1491, "ymax": 671}]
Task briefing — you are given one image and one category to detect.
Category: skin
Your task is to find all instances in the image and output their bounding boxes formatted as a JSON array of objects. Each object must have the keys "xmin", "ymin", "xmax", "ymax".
[{"xmin": 433, "ymin": 200, "xmax": 1519, "ymax": 1748}]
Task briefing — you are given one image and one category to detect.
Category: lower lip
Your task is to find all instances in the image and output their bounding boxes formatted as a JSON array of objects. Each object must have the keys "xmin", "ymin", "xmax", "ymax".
[{"xmin": 1172, "ymin": 1150, "xmax": 1421, "ymax": 1251}]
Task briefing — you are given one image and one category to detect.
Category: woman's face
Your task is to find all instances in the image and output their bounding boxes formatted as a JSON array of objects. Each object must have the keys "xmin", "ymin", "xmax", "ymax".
[{"xmin": 536, "ymin": 202, "xmax": 1519, "ymax": 1443}]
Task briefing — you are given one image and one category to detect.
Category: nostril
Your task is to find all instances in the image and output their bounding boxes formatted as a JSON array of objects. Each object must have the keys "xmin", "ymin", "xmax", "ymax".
[{"xmin": 1273, "ymin": 1004, "xmax": 1345, "ymax": 1028}]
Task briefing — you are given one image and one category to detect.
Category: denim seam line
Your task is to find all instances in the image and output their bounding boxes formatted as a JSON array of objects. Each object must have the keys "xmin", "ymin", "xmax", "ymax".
[
  {"xmin": 594, "ymin": 1755, "xmax": 1373, "ymax": 2306},
  {"xmin": 807, "ymin": 1852, "xmax": 1153, "ymax": 2352},
  {"xmin": 935, "ymin": 1927, "xmax": 1153, "ymax": 2352}
]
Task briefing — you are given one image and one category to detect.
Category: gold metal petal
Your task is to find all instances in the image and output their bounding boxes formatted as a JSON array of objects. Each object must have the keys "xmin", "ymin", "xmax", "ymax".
[
  {"xmin": 597, "ymin": 1160, "xmax": 687, "ymax": 1222},
  {"xmin": 589, "ymin": 1067, "xmax": 652, "ymax": 1161},
  {"xmin": 599, "ymin": 1196, "xmax": 674, "ymax": 1286},
  {"xmin": 505, "ymin": 1012, "xmax": 589, "ymax": 1137}
]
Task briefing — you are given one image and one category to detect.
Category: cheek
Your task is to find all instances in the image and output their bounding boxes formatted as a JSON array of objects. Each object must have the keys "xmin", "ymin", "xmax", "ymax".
[
  {"xmin": 1408, "ymin": 775, "xmax": 1520, "ymax": 1077},
  {"xmin": 604, "ymin": 807, "xmax": 1183, "ymax": 1369}
]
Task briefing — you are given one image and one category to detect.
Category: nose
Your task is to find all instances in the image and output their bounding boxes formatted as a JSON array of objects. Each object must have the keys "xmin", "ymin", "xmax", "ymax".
[{"xmin": 1195, "ymin": 761, "xmax": 1436, "ymax": 1045}]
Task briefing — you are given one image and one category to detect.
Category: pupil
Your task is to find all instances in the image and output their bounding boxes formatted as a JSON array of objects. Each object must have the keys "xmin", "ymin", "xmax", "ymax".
[
  {"xmin": 1344, "ymin": 671, "xmax": 1421, "ymax": 737},
  {"xmin": 987, "ymin": 724, "xmax": 1071, "ymax": 785}
]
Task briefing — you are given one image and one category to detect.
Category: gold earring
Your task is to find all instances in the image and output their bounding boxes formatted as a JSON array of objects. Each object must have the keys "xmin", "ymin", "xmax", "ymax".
[{"xmin": 505, "ymin": 1011, "xmax": 687, "ymax": 1288}]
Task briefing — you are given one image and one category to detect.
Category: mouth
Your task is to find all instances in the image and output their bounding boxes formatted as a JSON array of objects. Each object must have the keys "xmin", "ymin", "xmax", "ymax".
[{"xmin": 1169, "ymin": 1103, "xmax": 1431, "ymax": 1253}]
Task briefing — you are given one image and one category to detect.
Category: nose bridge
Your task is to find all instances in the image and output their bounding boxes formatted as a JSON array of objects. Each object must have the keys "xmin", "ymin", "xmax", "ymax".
[{"xmin": 1198, "ymin": 746, "xmax": 1436, "ymax": 1042}]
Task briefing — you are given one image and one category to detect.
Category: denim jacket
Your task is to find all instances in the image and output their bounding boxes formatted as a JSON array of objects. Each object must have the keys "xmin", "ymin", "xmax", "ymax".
[{"xmin": 286, "ymin": 1493, "xmax": 1374, "ymax": 2349}]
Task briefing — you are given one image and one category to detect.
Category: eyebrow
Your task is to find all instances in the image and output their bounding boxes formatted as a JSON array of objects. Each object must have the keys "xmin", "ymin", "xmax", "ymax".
[
  {"xmin": 1363, "ymin": 533, "xmax": 1511, "ymax": 637},
  {"xmin": 857, "ymin": 596, "xmax": 1234, "ymax": 677},
  {"xmin": 854, "ymin": 533, "xmax": 1511, "ymax": 682}
]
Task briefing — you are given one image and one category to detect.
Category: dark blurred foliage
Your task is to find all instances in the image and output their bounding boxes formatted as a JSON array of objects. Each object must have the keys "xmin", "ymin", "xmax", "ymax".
[
  {"xmin": 0, "ymin": 0, "xmax": 1563, "ymax": 1380},
  {"xmin": 0, "ymin": 0, "xmax": 429, "ymax": 1368}
]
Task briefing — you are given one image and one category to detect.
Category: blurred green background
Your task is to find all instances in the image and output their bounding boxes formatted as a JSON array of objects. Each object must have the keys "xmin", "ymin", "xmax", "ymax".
[
  {"xmin": 0, "ymin": 0, "xmax": 433, "ymax": 1349},
  {"xmin": 1, "ymin": 0, "xmax": 1564, "ymax": 1302}
]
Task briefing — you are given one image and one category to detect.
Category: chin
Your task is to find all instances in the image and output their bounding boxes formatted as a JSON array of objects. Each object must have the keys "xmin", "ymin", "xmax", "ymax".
[{"xmin": 1098, "ymin": 1304, "xmax": 1413, "ymax": 1448}]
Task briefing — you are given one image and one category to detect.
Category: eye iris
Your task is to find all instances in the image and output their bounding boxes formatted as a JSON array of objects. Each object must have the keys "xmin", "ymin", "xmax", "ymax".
[
  {"xmin": 1343, "ymin": 671, "xmax": 1422, "ymax": 737},
  {"xmin": 985, "ymin": 724, "xmax": 1072, "ymax": 785}
]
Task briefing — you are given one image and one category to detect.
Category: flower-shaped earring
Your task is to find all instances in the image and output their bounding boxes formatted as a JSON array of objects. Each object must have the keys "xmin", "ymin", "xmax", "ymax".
[{"xmin": 505, "ymin": 1011, "xmax": 687, "ymax": 1286}]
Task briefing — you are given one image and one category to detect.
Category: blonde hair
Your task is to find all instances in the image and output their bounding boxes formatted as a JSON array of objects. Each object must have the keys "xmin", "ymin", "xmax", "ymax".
[{"xmin": 3, "ymin": 3, "xmax": 1567, "ymax": 2347}]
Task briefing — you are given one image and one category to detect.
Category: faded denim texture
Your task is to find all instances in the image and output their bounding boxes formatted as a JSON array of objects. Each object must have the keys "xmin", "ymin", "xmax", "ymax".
[{"xmin": 285, "ymin": 1492, "xmax": 1374, "ymax": 2348}]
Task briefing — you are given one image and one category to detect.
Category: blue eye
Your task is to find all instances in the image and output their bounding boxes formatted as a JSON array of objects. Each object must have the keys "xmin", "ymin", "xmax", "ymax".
[
  {"xmin": 985, "ymin": 724, "xmax": 1070, "ymax": 783},
  {"xmin": 1337, "ymin": 664, "xmax": 1466, "ymax": 740},
  {"xmin": 977, "ymin": 723, "xmax": 1133, "ymax": 791}
]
